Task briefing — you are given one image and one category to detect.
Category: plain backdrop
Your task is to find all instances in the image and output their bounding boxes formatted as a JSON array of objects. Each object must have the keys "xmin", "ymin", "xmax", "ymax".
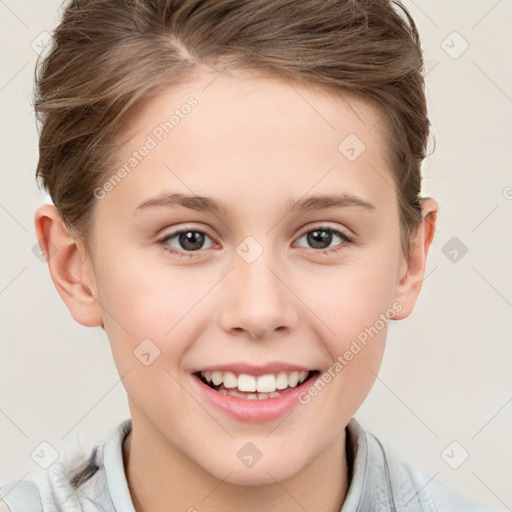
[{"xmin": 1, "ymin": 0, "xmax": 511, "ymax": 509}]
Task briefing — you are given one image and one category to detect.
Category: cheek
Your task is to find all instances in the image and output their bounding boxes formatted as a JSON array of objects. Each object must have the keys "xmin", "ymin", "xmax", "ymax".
[
  {"xmin": 291, "ymin": 249, "xmax": 398, "ymax": 401},
  {"xmin": 295, "ymin": 249, "xmax": 399, "ymax": 340},
  {"xmin": 97, "ymin": 248, "xmax": 202, "ymax": 329},
  {"xmin": 95, "ymin": 251, "xmax": 215, "ymax": 374}
]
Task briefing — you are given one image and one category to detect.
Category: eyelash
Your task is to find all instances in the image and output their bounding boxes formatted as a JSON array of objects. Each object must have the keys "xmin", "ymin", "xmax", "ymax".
[{"xmin": 157, "ymin": 225, "xmax": 353, "ymax": 259}]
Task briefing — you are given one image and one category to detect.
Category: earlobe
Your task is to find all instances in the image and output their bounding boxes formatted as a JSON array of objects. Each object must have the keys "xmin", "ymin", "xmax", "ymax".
[
  {"xmin": 392, "ymin": 197, "xmax": 438, "ymax": 320},
  {"xmin": 34, "ymin": 204, "xmax": 103, "ymax": 328}
]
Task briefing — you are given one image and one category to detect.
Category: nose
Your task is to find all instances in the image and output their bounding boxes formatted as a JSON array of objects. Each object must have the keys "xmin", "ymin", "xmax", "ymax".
[{"xmin": 219, "ymin": 248, "xmax": 299, "ymax": 340}]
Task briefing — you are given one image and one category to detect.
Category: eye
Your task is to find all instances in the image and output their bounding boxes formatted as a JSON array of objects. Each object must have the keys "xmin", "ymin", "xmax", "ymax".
[
  {"xmin": 295, "ymin": 226, "xmax": 352, "ymax": 255},
  {"xmin": 157, "ymin": 227, "xmax": 215, "ymax": 258},
  {"xmin": 157, "ymin": 225, "xmax": 353, "ymax": 259}
]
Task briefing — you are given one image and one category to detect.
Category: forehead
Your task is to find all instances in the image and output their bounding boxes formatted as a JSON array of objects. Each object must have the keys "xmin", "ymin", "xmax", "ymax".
[{"xmin": 104, "ymin": 69, "xmax": 396, "ymax": 221}]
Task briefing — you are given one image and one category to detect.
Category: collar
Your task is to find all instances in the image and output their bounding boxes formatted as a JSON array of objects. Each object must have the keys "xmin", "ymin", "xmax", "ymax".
[
  {"xmin": 102, "ymin": 417, "xmax": 370, "ymax": 512},
  {"xmin": 103, "ymin": 418, "xmax": 135, "ymax": 512}
]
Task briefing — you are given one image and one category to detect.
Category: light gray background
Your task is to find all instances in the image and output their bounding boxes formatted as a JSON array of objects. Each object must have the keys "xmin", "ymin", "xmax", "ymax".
[{"xmin": 1, "ymin": 0, "xmax": 511, "ymax": 508}]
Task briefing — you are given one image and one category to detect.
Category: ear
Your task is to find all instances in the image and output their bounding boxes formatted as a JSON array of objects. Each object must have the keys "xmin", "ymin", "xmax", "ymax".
[
  {"xmin": 392, "ymin": 197, "xmax": 438, "ymax": 320},
  {"xmin": 34, "ymin": 204, "xmax": 103, "ymax": 328}
]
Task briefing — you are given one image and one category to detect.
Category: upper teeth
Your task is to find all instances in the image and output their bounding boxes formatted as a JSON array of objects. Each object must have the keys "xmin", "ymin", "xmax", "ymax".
[{"xmin": 201, "ymin": 370, "xmax": 310, "ymax": 393}]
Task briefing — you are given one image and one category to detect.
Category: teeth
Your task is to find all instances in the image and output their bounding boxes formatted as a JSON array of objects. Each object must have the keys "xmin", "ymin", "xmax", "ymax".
[
  {"xmin": 223, "ymin": 372, "xmax": 238, "ymax": 389},
  {"xmin": 238, "ymin": 373, "xmax": 256, "ymax": 392},
  {"xmin": 211, "ymin": 371, "xmax": 223, "ymax": 386},
  {"xmin": 276, "ymin": 372, "xmax": 289, "ymax": 390},
  {"xmin": 201, "ymin": 370, "xmax": 310, "ymax": 393}
]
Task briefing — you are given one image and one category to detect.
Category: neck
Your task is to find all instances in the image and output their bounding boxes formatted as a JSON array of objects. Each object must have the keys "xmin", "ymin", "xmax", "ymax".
[{"xmin": 123, "ymin": 415, "xmax": 349, "ymax": 512}]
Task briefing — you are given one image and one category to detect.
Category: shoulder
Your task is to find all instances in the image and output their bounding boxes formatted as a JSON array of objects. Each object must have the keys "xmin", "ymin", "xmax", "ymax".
[
  {"xmin": 358, "ymin": 422, "xmax": 505, "ymax": 512},
  {"xmin": 0, "ymin": 481, "xmax": 43, "ymax": 512},
  {"xmin": 0, "ymin": 437, "xmax": 110, "ymax": 512},
  {"xmin": 426, "ymin": 479, "xmax": 505, "ymax": 512},
  {"xmin": 0, "ymin": 419, "xmax": 132, "ymax": 512}
]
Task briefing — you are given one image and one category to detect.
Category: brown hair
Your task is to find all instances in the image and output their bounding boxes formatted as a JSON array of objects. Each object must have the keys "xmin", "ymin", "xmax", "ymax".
[{"xmin": 34, "ymin": 0, "xmax": 432, "ymax": 259}]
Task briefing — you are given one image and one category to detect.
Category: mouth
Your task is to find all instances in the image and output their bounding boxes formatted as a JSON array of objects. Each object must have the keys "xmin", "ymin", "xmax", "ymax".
[{"xmin": 193, "ymin": 369, "xmax": 321, "ymax": 400}]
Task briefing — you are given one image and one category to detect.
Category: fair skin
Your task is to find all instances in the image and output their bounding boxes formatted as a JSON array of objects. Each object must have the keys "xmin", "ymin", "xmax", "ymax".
[{"xmin": 35, "ymin": 68, "xmax": 437, "ymax": 512}]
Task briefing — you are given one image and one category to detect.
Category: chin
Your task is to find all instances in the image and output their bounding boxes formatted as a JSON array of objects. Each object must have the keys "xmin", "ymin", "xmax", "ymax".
[{"xmin": 205, "ymin": 459, "xmax": 302, "ymax": 487}]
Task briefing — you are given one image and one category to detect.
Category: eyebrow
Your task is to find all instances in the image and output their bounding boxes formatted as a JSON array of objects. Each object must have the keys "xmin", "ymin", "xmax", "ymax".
[{"xmin": 134, "ymin": 192, "xmax": 376, "ymax": 216}]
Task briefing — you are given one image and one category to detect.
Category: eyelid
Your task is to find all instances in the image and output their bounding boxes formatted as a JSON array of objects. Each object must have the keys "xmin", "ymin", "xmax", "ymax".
[
  {"xmin": 158, "ymin": 224, "xmax": 217, "ymax": 242},
  {"xmin": 298, "ymin": 222, "xmax": 354, "ymax": 241}
]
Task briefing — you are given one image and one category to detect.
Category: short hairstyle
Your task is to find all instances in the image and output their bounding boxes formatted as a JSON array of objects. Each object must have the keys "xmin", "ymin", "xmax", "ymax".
[{"xmin": 34, "ymin": 0, "xmax": 432, "ymax": 258}]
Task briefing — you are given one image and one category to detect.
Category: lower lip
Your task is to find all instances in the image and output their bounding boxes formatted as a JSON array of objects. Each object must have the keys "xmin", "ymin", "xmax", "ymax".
[{"xmin": 192, "ymin": 372, "xmax": 320, "ymax": 423}]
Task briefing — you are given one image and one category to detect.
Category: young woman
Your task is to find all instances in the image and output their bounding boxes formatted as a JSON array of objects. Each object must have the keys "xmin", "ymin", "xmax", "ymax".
[{"xmin": 0, "ymin": 1, "xmax": 504, "ymax": 510}]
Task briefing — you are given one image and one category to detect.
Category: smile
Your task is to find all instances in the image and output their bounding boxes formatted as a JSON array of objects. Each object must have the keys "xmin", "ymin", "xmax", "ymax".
[
  {"xmin": 196, "ymin": 370, "xmax": 316, "ymax": 399},
  {"xmin": 192, "ymin": 368, "xmax": 321, "ymax": 422}
]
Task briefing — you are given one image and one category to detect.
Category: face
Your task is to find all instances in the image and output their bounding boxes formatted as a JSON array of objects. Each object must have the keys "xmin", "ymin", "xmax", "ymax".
[{"xmin": 72, "ymin": 69, "xmax": 416, "ymax": 484}]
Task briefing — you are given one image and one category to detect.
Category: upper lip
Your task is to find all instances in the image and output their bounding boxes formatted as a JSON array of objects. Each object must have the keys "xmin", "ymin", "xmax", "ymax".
[{"xmin": 193, "ymin": 362, "xmax": 317, "ymax": 377}]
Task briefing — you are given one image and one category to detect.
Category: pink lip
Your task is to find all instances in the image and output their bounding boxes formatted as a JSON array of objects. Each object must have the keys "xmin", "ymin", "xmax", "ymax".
[
  {"xmin": 191, "ymin": 371, "xmax": 320, "ymax": 423},
  {"xmin": 192, "ymin": 362, "xmax": 315, "ymax": 377}
]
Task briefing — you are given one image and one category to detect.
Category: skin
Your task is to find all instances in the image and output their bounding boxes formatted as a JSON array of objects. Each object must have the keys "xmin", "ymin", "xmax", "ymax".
[{"xmin": 35, "ymin": 68, "xmax": 437, "ymax": 512}]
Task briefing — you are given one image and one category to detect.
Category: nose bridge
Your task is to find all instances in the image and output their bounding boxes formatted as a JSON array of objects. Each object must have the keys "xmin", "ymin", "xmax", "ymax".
[{"xmin": 221, "ymin": 235, "xmax": 298, "ymax": 338}]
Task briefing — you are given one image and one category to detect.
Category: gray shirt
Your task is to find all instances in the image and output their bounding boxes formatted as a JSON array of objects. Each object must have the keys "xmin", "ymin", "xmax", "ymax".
[{"xmin": 0, "ymin": 417, "xmax": 504, "ymax": 511}]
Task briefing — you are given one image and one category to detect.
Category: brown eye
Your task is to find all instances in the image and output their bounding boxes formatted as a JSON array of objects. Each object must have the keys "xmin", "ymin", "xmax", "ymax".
[
  {"xmin": 158, "ymin": 228, "xmax": 215, "ymax": 257},
  {"xmin": 295, "ymin": 226, "xmax": 352, "ymax": 254}
]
